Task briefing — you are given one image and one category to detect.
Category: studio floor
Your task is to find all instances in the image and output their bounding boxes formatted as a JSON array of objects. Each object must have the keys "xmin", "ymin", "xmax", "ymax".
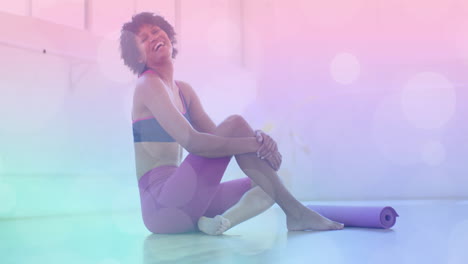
[{"xmin": 1, "ymin": 200, "xmax": 467, "ymax": 264}]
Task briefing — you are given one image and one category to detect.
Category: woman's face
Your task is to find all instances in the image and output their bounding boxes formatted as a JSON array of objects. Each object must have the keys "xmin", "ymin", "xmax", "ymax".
[{"xmin": 135, "ymin": 24, "xmax": 173, "ymax": 65}]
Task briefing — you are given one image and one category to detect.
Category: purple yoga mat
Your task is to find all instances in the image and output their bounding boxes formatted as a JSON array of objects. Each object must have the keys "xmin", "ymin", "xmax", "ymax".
[{"xmin": 306, "ymin": 205, "xmax": 399, "ymax": 229}]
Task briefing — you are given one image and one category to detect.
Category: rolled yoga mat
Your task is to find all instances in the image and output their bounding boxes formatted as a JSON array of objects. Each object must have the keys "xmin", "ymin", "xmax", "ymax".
[{"xmin": 306, "ymin": 205, "xmax": 399, "ymax": 229}]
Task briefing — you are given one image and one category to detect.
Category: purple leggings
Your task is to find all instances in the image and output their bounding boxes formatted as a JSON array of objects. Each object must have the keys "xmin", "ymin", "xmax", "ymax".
[{"xmin": 138, "ymin": 154, "xmax": 252, "ymax": 234}]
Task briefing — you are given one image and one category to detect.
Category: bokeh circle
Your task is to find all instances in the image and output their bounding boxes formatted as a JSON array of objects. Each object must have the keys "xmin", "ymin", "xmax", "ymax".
[
  {"xmin": 330, "ymin": 53, "xmax": 361, "ymax": 85},
  {"xmin": 401, "ymin": 72, "xmax": 456, "ymax": 130}
]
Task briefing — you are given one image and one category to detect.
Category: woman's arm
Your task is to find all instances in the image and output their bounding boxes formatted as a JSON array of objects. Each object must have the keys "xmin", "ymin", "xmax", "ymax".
[
  {"xmin": 178, "ymin": 81, "xmax": 282, "ymax": 166},
  {"xmin": 177, "ymin": 81, "xmax": 217, "ymax": 134},
  {"xmin": 138, "ymin": 76, "xmax": 261, "ymax": 157}
]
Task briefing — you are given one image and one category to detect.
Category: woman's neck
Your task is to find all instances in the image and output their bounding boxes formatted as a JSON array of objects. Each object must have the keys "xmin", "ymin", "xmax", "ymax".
[{"xmin": 147, "ymin": 60, "xmax": 175, "ymax": 88}]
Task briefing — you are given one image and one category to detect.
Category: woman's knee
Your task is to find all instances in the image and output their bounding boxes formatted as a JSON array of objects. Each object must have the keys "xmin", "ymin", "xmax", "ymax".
[
  {"xmin": 232, "ymin": 115, "xmax": 254, "ymax": 137},
  {"xmin": 214, "ymin": 115, "xmax": 253, "ymax": 137}
]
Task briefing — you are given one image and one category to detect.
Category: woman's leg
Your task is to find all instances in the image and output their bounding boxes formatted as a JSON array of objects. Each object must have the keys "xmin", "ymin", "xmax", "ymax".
[
  {"xmin": 196, "ymin": 177, "xmax": 254, "ymax": 235},
  {"xmin": 221, "ymin": 184, "xmax": 274, "ymax": 225},
  {"xmin": 201, "ymin": 115, "xmax": 343, "ymax": 233},
  {"xmin": 140, "ymin": 154, "xmax": 233, "ymax": 234},
  {"xmin": 198, "ymin": 186, "xmax": 275, "ymax": 235}
]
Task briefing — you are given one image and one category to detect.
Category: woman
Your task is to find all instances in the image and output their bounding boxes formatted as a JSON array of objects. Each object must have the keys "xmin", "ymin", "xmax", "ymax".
[{"xmin": 120, "ymin": 12, "xmax": 343, "ymax": 235}]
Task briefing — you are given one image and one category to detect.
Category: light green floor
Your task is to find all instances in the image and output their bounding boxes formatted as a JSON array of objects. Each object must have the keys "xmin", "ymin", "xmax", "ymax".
[{"xmin": 1, "ymin": 200, "xmax": 467, "ymax": 264}]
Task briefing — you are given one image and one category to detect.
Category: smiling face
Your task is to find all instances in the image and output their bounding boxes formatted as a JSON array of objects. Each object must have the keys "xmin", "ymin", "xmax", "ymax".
[
  {"xmin": 120, "ymin": 12, "xmax": 179, "ymax": 75},
  {"xmin": 136, "ymin": 24, "xmax": 173, "ymax": 66}
]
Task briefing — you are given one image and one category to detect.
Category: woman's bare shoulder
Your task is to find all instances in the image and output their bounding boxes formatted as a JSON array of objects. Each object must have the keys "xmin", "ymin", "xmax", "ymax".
[
  {"xmin": 176, "ymin": 80, "xmax": 195, "ymax": 101},
  {"xmin": 175, "ymin": 80, "xmax": 193, "ymax": 91},
  {"xmin": 134, "ymin": 74, "xmax": 165, "ymax": 98}
]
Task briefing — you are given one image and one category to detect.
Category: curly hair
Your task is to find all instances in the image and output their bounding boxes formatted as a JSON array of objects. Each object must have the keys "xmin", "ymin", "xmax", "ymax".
[{"xmin": 120, "ymin": 12, "xmax": 178, "ymax": 75}]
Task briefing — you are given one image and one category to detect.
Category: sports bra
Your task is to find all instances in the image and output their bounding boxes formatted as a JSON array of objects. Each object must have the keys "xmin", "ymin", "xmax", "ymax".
[{"xmin": 132, "ymin": 69, "xmax": 192, "ymax": 142}]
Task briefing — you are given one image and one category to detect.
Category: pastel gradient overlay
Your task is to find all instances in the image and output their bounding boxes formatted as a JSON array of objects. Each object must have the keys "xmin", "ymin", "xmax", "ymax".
[
  {"xmin": 0, "ymin": 0, "xmax": 467, "ymax": 221},
  {"xmin": 242, "ymin": 0, "xmax": 468, "ymax": 201}
]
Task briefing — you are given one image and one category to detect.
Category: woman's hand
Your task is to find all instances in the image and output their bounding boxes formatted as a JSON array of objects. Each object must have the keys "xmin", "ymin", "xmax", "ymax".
[
  {"xmin": 255, "ymin": 130, "xmax": 277, "ymax": 157},
  {"xmin": 266, "ymin": 151, "xmax": 282, "ymax": 171},
  {"xmin": 255, "ymin": 130, "xmax": 282, "ymax": 171}
]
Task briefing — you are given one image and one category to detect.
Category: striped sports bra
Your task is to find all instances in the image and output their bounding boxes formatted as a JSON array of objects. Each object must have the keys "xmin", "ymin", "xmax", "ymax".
[{"xmin": 132, "ymin": 69, "xmax": 192, "ymax": 142}]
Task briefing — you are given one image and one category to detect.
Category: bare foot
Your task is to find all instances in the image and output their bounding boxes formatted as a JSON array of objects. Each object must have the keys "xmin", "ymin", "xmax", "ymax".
[
  {"xmin": 197, "ymin": 215, "xmax": 231, "ymax": 235},
  {"xmin": 287, "ymin": 209, "xmax": 344, "ymax": 231}
]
